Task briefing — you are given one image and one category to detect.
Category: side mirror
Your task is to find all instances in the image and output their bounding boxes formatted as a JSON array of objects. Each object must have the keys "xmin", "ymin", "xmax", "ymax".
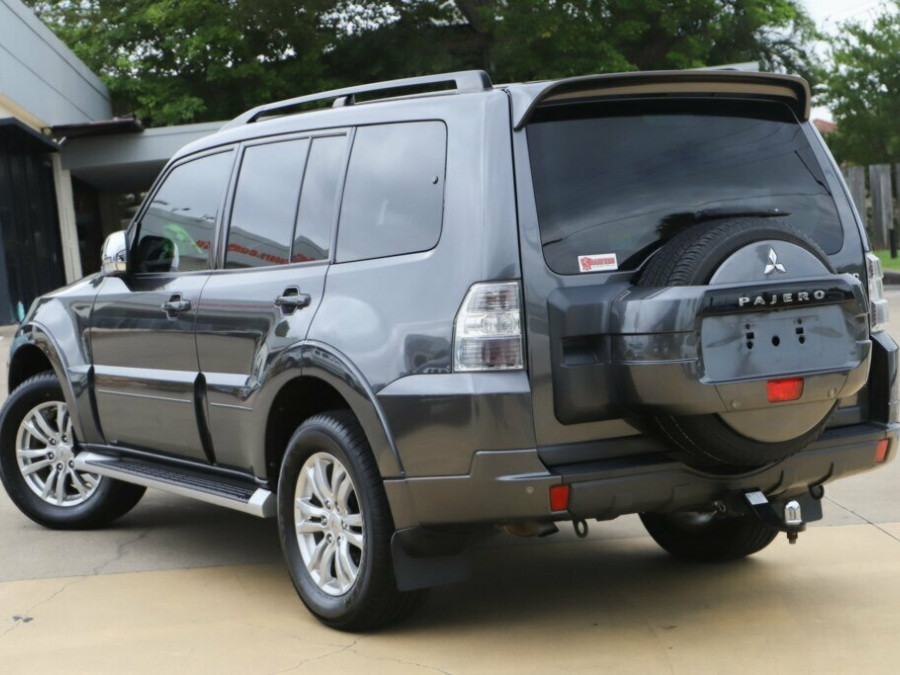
[{"xmin": 100, "ymin": 231, "xmax": 128, "ymax": 276}]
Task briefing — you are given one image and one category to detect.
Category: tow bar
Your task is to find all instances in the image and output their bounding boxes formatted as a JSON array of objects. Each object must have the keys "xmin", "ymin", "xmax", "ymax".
[{"xmin": 743, "ymin": 486, "xmax": 825, "ymax": 544}]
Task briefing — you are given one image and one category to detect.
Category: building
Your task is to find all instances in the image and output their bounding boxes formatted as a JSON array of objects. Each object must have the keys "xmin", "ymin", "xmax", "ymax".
[
  {"xmin": 0, "ymin": 0, "xmax": 218, "ymax": 323},
  {"xmin": 813, "ymin": 119, "xmax": 837, "ymax": 135}
]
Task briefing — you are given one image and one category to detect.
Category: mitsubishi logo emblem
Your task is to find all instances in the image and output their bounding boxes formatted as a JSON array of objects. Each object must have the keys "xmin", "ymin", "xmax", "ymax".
[{"xmin": 764, "ymin": 248, "xmax": 786, "ymax": 275}]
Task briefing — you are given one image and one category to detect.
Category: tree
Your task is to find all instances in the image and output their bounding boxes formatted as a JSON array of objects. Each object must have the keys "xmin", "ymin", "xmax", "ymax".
[
  {"xmin": 24, "ymin": 0, "xmax": 819, "ymax": 127},
  {"xmin": 490, "ymin": 0, "xmax": 818, "ymax": 81},
  {"xmin": 26, "ymin": 0, "xmax": 336, "ymax": 126},
  {"xmin": 329, "ymin": 1, "xmax": 819, "ymax": 89},
  {"xmin": 821, "ymin": 2, "xmax": 900, "ymax": 166}
]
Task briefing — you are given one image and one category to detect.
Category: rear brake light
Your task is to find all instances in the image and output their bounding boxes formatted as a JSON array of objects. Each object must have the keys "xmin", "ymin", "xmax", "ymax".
[
  {"xmin": 453, "ymin": 281, "xmax": 524, "ymax": 372},
  {"xmin": 866, "ymin": 252, "xmax": 889, "ymax": 333},
  {"xmin": 876, "ymin": 438, "xmax": 890, "ymax": 463},
  {"xmin": 767, "ymin": 378, "xmax": 803, "ymax": 403}
]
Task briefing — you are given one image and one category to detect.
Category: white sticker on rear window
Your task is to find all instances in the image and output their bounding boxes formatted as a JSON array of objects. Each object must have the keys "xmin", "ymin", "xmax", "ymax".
[{"xmin": 578, "ymin": 253, "xmax": 618, "ymax": 273}]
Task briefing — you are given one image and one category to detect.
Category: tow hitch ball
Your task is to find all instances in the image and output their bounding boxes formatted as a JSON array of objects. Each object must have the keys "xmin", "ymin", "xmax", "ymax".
[{"xmin": 743, "ymin": 485, "xmax": 825, "ymax": 544}]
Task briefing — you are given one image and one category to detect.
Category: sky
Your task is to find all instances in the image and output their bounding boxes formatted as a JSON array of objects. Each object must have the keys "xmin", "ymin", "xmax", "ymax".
[
  {"xmin": 803, "ymin": 0, "xmax": 889, "ymax": 120},
  {"xmin": 804, "ymin": 0, "xmax": 887, "ymax": 32}
]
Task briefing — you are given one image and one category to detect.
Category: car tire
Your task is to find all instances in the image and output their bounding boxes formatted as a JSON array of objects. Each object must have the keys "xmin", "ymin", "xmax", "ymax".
[
  {"xmin": 640, "ymin": 510, "xmax": 778, "ymax": 562},
  {"xmin": 0, "ymin": 371, "xmax": 146, "ymax": 529},
  {"xmin": 277, "ymin": 410, "xmax": 421, "ymax": 631},
  {"xmin": 638, "ymin": 217, "xmax": 837, "ymax": 468}
]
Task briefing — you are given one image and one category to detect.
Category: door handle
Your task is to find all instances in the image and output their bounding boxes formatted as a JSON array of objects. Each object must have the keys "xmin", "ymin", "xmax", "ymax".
[
  {"xmin": 162, "ymin": 294, "xmax": 191, "ymax": 317},
  {"xmin": 275, "ymin": 287, "xmax": 311, "ymax": 314}
]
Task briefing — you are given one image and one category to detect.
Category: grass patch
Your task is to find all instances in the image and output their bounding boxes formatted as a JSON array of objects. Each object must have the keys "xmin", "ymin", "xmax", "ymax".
[{"xmin": 874, "ymin": 250, "xmax": 900, "ymax": 271}]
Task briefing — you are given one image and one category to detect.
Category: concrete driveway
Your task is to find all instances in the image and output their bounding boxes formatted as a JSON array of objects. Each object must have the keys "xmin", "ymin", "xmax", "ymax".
[{"xmin": 1, "ymin": 295, "xmax": 900, "ymax": 674}]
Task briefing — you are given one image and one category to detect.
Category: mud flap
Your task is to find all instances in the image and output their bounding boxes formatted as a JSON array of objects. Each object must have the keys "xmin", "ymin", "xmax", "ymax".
[{"xmin": 391, "ymin": 527, "xmax": 474, "ymax": 591}]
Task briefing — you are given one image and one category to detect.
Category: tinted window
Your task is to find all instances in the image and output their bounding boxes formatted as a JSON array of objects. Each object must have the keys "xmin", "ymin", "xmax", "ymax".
[
  {"xmin": 528, "ymin": 100, "xmax": 844, "ymax": 274},
  {"xmin": 292, "ymin": 136, "xmax": 345, "ymax": 263},
  {"xmin": 337, "ymin": 121, "xmax": 446, "ymax": 263},
  {"xmin": 135, "ymin": 151, "xmax": 233, "ymax": 273},
  {"xmin": 226, "ymin": 139, "xmax": 309, "ymax": 269}
]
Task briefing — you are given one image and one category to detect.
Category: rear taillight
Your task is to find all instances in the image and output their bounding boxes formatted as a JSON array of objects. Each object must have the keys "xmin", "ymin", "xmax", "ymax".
[
  {"xmin": 866, "ymin": 252, "xmax": 889, "ymax": 333},
  {"xmin": 453, "ymin": 281, "xmax": 524, "ymax": 372}
]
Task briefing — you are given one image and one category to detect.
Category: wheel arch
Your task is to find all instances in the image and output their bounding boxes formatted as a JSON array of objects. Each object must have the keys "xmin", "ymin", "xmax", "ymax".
[
  {"xmin": 8, "ymin": 341, "xmax": 53, "ymax": 392},
  {"xmin": 262, "ymin": 342, "xmax": 404, "ymax": 485},
  {"xmin": 264, "ymin": 376, "xmax": 353, "ymax": 482},
  {"xmin": 8, "ymin": 324, "xmax": 101, "ymax": 445}
]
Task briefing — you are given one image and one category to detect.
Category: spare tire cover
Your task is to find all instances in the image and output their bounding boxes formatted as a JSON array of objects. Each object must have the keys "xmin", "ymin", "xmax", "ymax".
[{"xmin": 637, "ymin": 217, "xmax": 841, "ymax": 469}]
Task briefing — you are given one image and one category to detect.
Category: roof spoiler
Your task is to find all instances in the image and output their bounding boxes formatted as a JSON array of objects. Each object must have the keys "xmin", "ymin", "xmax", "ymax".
[{"xmin": 514, "ymin": 70, "xmax": 810, "ymax": 130}]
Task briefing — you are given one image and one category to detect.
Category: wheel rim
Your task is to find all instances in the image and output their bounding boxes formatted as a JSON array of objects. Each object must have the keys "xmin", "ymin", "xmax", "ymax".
[
  {"xmin": 294, "ymin": 451, "xmax": 365, "ymax": 596},
  {"xmin": 15, "ymin": 400, "xmax": 102, "ymax": 507}
]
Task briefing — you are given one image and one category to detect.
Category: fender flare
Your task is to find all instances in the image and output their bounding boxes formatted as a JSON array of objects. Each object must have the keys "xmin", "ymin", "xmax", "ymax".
[
  {"xmin": 10, "ymin": 322, "xmax": 102, "ymax": 445},
  {"xmin": 260, "ymin": 340, "xmax": 405, "ymax": 479}
]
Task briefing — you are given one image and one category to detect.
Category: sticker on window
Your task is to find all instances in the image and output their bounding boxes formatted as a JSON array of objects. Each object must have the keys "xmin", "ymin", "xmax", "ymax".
[{"xmin": 578, "ymin": 253, "xmax": 618, "ymax": 273}]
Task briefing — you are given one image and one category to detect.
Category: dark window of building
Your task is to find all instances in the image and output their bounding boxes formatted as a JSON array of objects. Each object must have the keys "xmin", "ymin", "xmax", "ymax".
[
  {"xmin": 226, "ymin": 139, "xmax": 309, "ymax": 269},
  {"xmin": 336, "ymin": 122, "xmax": 446, "ymax": 263},
  {"xmin": 292, "ymin": 135, "xmax": 346, "ymax": 263},
  {"xmin": 71, "ymin": 177, "xmax": 103, "ymax": 276},
  {"xmin": 134, "ymin": 151, "xmax": 233, "ymax": 274},
  {"xmin": 528, "ymin": 99, "xmax": 844, "ymax": 274},
  {"xmin": 0, "ymin": 127, "xmax": 65, "ymax": 323}
]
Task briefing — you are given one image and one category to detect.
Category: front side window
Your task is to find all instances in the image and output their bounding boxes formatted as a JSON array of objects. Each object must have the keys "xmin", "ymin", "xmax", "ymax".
[
  {"xmin": 336, "ymin": 121, "xmax": 446, "ymax": 263},
  {"xmin": 528, "ymin": 99, "xmax": 844, "ymax": 275},
  {"xmin": 134, "ymin": 151, "xmax": 233, "ymax": 273}
]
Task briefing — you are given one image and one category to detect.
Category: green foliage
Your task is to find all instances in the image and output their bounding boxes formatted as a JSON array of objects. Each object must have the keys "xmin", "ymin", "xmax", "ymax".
[
  {"xmin": 329, "ymin": 1, "xmax": 818, "ymax": 88},
  {"xmin": 23, "ymin": 0, "xmax": 818, "ymax": 127},
  {"xmin": 487, "ymin": 0, "xmax": 817, "ymax": 82},
  {"xmin": 27, "ymin": 0, "xmax": 333, "ymax": 125},
  {"xmin": 821, "ymin": 2, "xmax": 900, "ymax": 166}
]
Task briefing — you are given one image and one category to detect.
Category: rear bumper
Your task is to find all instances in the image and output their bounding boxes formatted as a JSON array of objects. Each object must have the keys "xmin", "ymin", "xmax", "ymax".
[
  {"xmin": 564, "ymin": 422, "xmax": 896, "ymax": 520},
  {"xmin": 384, "ymin": 422, "xmax": 897, "ymax": 530}
]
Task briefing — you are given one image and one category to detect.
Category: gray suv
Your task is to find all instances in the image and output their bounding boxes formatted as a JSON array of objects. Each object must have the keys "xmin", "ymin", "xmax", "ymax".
[{"xmin": 1, "ymin": 69, "xmax": 896, "ymax": 631}]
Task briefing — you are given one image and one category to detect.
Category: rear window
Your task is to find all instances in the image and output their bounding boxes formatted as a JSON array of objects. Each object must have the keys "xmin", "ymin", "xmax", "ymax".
[{"xmin": 527, "ymin": 99, "xmax": 843, "ymax": 275}]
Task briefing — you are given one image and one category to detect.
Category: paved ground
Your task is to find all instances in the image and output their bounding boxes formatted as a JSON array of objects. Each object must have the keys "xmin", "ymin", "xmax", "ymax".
[{"xmin": 1, "ymin": 295, "xmax": 900, "ymax": 674}]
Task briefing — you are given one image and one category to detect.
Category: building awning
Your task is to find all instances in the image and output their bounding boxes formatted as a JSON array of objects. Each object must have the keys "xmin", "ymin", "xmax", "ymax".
[
  {"xmin": 0, "ymin": 118, "xmax": 58, "ymax": 152},
  {"xmin": 50, "ymin": 117, "xmax": 143, "ymax": 140},
  {"xmin": 59, "ymin": 121, "xmax": 222, "ymax": 193}
]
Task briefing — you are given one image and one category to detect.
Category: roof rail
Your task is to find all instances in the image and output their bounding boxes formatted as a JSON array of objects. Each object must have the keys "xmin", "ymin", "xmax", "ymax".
[{"xmin": 221, "ymin": 70, "xmax": 493, "ymax": 131}]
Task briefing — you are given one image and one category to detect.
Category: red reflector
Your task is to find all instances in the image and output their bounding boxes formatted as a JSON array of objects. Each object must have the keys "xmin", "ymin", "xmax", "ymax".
[
  {"xmin": 767, "ymin": 378, "xmax": 804, "ymax": 403},
  {"xmin": 876, "ymin": 439, "xmax": 890, "ymax": 463},
  {"xmin": 549, "ymin": 485, "xmax": 570, "ymax": 511}
]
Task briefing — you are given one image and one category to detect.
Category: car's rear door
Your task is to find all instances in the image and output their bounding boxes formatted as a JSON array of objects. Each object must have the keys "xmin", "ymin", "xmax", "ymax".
[
  {"xmin": 90, "ymin": 149, "xmax": 234, "ymax": 462},
  {"xmin": 515, "ymin": 94, "xmax": 862, "ymax": 453},
  {"xmin": 196, "ymin": 131, "xmax": 349, "ymax": 471}
]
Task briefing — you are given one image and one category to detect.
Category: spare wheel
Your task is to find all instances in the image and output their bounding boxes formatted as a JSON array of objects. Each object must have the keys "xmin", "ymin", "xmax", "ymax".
[{"xmin": 637, "ymin": 217, "xmax": 857, "ymax": 468}]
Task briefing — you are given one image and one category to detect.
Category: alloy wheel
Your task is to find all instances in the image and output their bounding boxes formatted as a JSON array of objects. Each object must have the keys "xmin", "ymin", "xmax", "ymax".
[
  {"xmin": 15, "ymin": 401, "xmax": 101, "ymax": 507},
  {"xmin": 294, "ymin": 451, "xmax": 365, "ymax": 596}
]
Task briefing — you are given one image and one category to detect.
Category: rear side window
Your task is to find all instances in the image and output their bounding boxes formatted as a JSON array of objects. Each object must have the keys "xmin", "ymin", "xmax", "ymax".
[
  {"xmin": 337, "ymin": 121, "xmax": 446, "ymax": 263},
  {"xmin": 134, "ymin": 151, "xmax": 233, "ymax": 273},
  {"xmin": 292, "ymin": 136, "xmax": 346, "ymax": 263},
  {"xmin": 527, "ymin": 99, "xmax": 844, "ymax": 274},
  {"xmin": 226, "ymin": 139, "xmax": 309, "ymax": 269}
]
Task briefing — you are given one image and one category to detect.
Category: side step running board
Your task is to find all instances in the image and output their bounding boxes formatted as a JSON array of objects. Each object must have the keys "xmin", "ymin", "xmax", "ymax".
[{"xmin": 74, "ymin": 452, "xmax": 276, "ymax": 518}]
